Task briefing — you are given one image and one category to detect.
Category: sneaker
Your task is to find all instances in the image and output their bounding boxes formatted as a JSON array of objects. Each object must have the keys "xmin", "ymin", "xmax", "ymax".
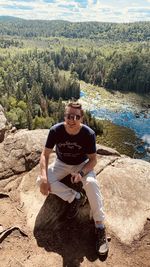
[
  {"xmin": 95, "ymin": 227, "xmax": 109, "ymax": 255},
  {"xmin": 67, "ymin": 192, "xmax": 86, "ymax": 219}
]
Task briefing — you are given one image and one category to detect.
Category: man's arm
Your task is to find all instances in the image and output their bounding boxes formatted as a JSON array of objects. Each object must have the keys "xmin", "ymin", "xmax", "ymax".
[
  {"xmin": 80, "ymin": 153, "xmax": 97, "ymax": 176},
  {"xmin": 39, "ymin": 147, "xmax": 53, "ymax": 195},
  {"xmin": 71, "ymin": 153, "xmax": 97, "ymax": 183}
]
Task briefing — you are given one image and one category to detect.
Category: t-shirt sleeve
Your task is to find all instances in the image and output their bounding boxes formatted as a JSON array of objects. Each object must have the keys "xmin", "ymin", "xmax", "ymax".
[
  {"xmin": 85, "ymin": 133, "xmax": 96, "ymax": 154},
  {"xmin": 45, "ymin": 127, "xmax": 56, "ymax": 149}
]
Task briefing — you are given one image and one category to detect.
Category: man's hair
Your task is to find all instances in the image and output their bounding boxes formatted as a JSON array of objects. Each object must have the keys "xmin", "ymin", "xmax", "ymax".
[{"xmin": 65, "ymin": 102, "xmax": 84, "ymax": 116}]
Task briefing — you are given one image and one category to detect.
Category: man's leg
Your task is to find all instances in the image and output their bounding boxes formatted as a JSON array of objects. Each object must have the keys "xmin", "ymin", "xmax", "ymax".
[
  {"xmin": 48, "ymin": 159, "xmax": 77, "ymax": 203},
  {"xmin": 81, "ymin": 171, "xmax": 105, "ymax": 222},
  {"xmin": 81, "ymin": 171, "xmax": 109, "ymax": 255}
]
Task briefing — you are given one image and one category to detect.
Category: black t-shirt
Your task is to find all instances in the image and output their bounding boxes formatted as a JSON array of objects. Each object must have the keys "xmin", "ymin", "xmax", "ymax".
[{"xmin": 45, "ymin": 122, "xmax": 96, "ymax": 165}]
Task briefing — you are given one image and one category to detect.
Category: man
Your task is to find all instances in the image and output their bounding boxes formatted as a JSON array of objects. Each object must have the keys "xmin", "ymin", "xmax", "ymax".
[{"xmin": 39, "ymin": 102, "xmax": 109, "ymax": 255}]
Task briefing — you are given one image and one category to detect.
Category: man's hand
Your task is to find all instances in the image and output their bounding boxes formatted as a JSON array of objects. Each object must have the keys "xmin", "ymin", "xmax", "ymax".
[
  {"xmin": 71, "ymin": 172, "xmax": 82, "ymax": 183},
  {"xmin": 39, "ymin": 147, "xmax": 52, "ymax": 195},
  {"xmin": 40, "ymin": 179, "xmax": 51, "ymax": 195}
]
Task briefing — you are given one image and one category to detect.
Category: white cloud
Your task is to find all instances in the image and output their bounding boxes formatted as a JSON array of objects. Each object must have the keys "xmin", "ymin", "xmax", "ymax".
[
  {"xmin": 0, "ymin": 0, "xmax": 150, "ymax": 22},
  {"xmin": 88, "ymin": 0, "xmax": 94, "ymax": 7}
]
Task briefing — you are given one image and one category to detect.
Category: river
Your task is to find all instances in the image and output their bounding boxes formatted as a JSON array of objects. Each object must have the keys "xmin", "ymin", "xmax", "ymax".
[{"xmin": 79, "ymin": 83, "xmax": 150, "ymax": 162}]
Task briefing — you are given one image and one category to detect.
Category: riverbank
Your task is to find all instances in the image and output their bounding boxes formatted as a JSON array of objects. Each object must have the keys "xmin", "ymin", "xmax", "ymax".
[
  {"xmin": 79, "ymin": 81, "xmax": 150, "ymax": 161},
  {"xmin": 80, "ymin": 81, "xmax": 150, "ymax": 113}
]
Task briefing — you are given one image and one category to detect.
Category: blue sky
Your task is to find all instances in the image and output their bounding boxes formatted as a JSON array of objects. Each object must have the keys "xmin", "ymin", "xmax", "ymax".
[{"xmin": 0, "ymin": 0, "xmax": 150, "ymax": 22}]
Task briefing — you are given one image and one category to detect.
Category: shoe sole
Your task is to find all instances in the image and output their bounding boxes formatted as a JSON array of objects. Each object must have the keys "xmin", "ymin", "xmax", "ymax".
[
  {"xmin": 97, "ymin": 245, "xmax": 109, "ymax": 256},
  {"xmin": 96, "ymin": 237, "xmax": 110, "ymax": 256},
  {"xmin": 97, "ymin": 248, "xmax": 109, "ymax": 256}
]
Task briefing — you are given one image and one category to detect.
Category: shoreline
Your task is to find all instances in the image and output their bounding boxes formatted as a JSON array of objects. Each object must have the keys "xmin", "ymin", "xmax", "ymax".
[{"xmin": 79, "ymin": 82, "xmax": 150, "ymax": 161}]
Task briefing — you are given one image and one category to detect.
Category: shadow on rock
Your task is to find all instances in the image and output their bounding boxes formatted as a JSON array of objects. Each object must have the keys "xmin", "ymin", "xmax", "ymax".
[{"xmin": 33, "ymin": 176, "xmax": 109, "ymax": 266}]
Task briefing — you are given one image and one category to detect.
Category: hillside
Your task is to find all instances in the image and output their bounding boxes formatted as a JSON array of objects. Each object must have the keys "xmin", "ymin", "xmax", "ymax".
[{"xmin": 0, "ymin": 16, "xmax": 150, "ymax": 42}]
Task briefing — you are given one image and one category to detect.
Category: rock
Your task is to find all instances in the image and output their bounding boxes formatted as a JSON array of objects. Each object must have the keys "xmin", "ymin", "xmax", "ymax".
[
  {"xmin": 0, "ymin": 129, "xmax": 120, "ymax": 180},
  {"xmin": 96, "ymin": 144, "xmax": 121, "ymax": 156},
  {"xmin": 97, "ymin": 157, "xmax": 150, "ymax": 244},
  {"xmin": 19, "ymin": 153, "xmax": 150, "ymax": 245},
  {"xmin": 0, "ymin": 129, "xmax": 49, "ymax": 180},
  {"xmin": 1, "ymin": 128, "xmax": 150, "ymax": 246}
]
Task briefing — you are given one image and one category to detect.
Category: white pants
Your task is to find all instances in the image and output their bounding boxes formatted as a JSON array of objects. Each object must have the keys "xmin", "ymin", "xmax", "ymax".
[{"xmin": 47, "ymin": 158, "xmax": 105, "ymax": 222}]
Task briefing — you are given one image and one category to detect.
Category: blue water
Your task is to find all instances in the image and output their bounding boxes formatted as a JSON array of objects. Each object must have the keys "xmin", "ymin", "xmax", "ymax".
[
  {"xmin": 91, "ymin": 108, "xmax": 150, "ymax": 160},
  {"xmin": 91, "ymin": 108, "xmax": 150, "ymax": 140},
  {"xmin": 80, "ymin": 90, "xmax": 150, "ymax": 160}
]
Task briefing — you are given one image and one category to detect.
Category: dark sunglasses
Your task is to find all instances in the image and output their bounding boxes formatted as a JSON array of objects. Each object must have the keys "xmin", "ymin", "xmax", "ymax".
[{"xmin": 65, "ymin": 114, "xmax": 81, "ymax": 120}]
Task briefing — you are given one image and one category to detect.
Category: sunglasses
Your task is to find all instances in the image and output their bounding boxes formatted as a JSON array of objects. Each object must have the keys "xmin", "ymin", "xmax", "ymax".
[{"xmin": 65, "ymin": 114, "xmax": 81, "ymax": 120}]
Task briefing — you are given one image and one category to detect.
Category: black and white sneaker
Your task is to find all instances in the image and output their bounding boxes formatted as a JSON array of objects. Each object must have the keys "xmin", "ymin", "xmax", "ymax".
[
  {"xmin": 95, "ymin": 227, "xmax": 109, "ymax": 255},
  {"xmin": 67, "ymin": 192, "xmax": 87, "ymax": 219}
]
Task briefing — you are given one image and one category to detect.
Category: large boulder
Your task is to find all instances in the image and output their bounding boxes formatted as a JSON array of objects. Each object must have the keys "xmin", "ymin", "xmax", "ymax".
[
  {"xmin": 0, "ymin": 129, "xmax": 49, "ymax": 179},
  {"xmin": 19, "ymin": 153, "xmax": 150, "ymax": 245},
  {"xmin": 1, "ymin": 128, "xmax": 150, "ymax": 246},
  {"xmin": 96, "ymin": 156, "xmax": 150, "ymax": 244}
]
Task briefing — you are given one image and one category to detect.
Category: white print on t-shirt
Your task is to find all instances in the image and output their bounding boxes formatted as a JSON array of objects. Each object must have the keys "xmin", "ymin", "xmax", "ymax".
[{"xmin": 58, "ymin": 141, "xmax": 82, "ymax": 150}]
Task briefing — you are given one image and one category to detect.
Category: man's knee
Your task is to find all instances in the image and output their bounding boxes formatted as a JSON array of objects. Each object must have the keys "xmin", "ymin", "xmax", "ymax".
[{"xmin": 84, "ymin": 176, "xmax": 99, "ymax": 188}]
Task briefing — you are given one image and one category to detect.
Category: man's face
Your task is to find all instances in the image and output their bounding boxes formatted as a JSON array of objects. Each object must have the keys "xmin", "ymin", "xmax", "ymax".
[{"xmin": 64, "ymin": 107, "xmax": 83, "ymax": 129}]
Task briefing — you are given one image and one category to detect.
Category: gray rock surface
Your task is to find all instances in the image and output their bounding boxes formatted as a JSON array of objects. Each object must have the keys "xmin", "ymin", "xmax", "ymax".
[
  {"xmin": 96, "ymin": 144, "xmax": 121, "ymax": 156},
  {"xmin": 19, "ymin": 153, "xmax": 150, "ymax": 245},
  {"xmin": 1, "ymin": 128, "xmax": 150, "ymax": 245},
  {"xmin": 0, "ymin": 129, "xmax": 49, "ymax": 179},
  {"xmin": 96, "ymin": 157, "xmax": 150, "ymax": 243}
]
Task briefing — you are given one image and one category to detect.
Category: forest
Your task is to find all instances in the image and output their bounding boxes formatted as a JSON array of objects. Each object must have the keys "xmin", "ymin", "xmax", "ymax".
[
  {"xmin": 0, "ymin": 17, "xmax": 150, "ymax": 42},
  {"xmin": 0, "ymin": 17, "xmax": 150, "ymax": 131}
]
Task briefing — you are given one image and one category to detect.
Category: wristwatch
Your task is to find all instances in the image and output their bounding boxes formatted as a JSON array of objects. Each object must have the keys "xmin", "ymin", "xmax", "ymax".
[{"xmin": 78, "ymin": 170, "xmax": 84, "ymax": 177}]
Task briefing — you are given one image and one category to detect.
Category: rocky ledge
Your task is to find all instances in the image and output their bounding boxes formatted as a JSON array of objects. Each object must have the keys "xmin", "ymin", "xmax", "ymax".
[{"xmin": 0, "ymin": 129, "xmax": 150, "ymax": 246}]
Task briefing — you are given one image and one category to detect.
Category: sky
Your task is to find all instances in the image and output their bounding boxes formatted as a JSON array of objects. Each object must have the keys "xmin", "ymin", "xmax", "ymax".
[{"xmin": 0, "ymin": 0, "xmax": 150, "ymax": 23}]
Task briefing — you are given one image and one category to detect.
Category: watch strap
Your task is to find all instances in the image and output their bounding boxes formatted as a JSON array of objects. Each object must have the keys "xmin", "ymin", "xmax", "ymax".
[{"xmin": 78, "ymin": 170, "xmax": 84, "ymax": 177}]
